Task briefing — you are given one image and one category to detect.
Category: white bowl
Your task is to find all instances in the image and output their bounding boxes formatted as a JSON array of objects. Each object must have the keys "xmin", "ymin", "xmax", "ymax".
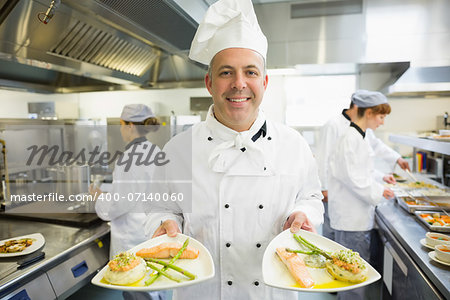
[
  {"xmin": 425, "ymin": 232, "xmax": 450, "ymax": 247},
  {"xmin": 435, "ymin": 245, "xmax": 450, "ymax": 263}
]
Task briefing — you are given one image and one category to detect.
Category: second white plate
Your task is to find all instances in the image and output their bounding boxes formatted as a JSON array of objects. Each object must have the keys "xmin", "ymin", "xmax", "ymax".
[
  {"xmin": 0, "ymin": 233, "xmax": 45, "ymax": 257},
  {"xmin": 262, "ymin": 229, "xmax": 381, "ymax": 293},
  {"xmin": 428, "ymin": 251, "xmax": 450, "ymax": 266},
  {"xmin": 420, "ymin": 238, "xmax": 435, "ymax": 250},
  {"xmin": 91, "ymin": 233, "xmax": 215, "ymax": 291}
]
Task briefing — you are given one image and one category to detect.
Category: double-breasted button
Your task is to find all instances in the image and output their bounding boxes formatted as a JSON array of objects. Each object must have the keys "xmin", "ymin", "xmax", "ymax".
[
  {"xmin": 227, "ymin": 280, "xmax": 233, "ymax": 286},
  {"xmin": 268, "ymin": 137, "xmax": 272, "ymax": 140},
  {"xmin": 263, "ymin": 167, "xmax": 266, "ymax": 171},
  {"xmin": 259, "ymin": 204, "xmax": 264, "ymax": 209},
  {"xmin": 256, "ymin": 243, "xmax": 261, "ymax": 248},
  {"xmin": 226, "ymin": 242, "xmax": 231, "ymax": 248},
  {"xmin": 224, "ymin": 204, "xmax": 230, "ymax": 208},
  {"xmin": 207, "ymin": 136, "xmax": 213, "ymax": 141},
  {"xmin": 254, "ymin": 281, "xmax": 260, "ymax": 286}
]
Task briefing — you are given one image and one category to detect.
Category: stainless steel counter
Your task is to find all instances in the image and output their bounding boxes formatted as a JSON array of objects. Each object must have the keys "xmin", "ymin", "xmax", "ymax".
[
  {"xmin": 0, "ymin": 218, "xmax": 110, "ymax": 299},
  {"xmin": 375, "ymin": 201, "xmax": 450, "ymax": 299}
]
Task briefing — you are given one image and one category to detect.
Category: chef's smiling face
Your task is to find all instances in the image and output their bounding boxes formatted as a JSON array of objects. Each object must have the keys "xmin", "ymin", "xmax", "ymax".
[{"xmin": 205, "ymin": 48, "xmax": 268, "ymax": 132}]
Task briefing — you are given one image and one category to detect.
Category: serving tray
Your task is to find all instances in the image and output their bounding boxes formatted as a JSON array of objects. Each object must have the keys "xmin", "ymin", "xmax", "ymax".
[{"xmin": 414, "ymin": 211, "xmax": 450, "ymax": 233}]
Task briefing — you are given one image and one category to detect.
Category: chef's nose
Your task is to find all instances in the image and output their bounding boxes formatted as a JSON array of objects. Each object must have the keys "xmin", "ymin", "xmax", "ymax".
[{"xmin": 232, "ymin": 72, "xmax": 247, "ymax": 90}]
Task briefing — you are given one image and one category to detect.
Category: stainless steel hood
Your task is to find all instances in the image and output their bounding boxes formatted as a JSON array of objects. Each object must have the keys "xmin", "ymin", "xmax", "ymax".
[
  {"xmin": 385, "ymin": 66, "xmax": 450, "ymax": 98},
  {"xmin": 0, "ymin": 0, "xmax": 207, "ymax": 93}
]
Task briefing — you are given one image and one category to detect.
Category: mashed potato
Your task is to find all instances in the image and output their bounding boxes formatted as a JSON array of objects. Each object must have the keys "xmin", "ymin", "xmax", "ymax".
[
  {"xmin": 104, "ymin": 252, "xmax": 146, "ymax": 285},
  {"xmin": 325, "ymin": 250, "xmax": 368, "ymax": 283}
]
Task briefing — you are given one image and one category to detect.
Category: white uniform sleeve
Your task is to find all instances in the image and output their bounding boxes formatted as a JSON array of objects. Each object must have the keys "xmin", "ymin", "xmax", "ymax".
[
  {"xmin": 95, "ymin": 144, "xmax": 158, "ymax": 221},
  {"xmin": 366, "ymin": 129, "xmax": 400, "ymax": 170},
  {"xmin": 290, "ymin": 138, "xmax": 324, "ymax": 228},
  {"xmin": 334, "ymin": 136, "xmax": 384, "ymax": 206},
  {"xmin": 142, "ymin": 142, "xmax": 185, "ymax": 238},
  {"xmin": 315, "ymin": 122, "xmax": 339, "ymax": 191}
]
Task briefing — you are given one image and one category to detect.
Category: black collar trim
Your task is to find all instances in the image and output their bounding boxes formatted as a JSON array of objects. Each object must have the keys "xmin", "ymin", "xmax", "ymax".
[
  {"xmin": 125, "ymin": 136, "xmax": 147, "ymax": 150},
  {"xmin": 251, "ymin": 121, "xmax": 267, "ymax": 142},
  {"xmin": 350, "ymin": 122, "xmax": 365, "ymax": 138},
  {"xmin": 342, "ymin": 109, "xmax": 351, "ymax": 121}
]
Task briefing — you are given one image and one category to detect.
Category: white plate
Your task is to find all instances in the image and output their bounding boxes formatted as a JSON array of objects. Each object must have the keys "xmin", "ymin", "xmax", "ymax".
[
  {"xmin": 262, "ymin": 229, "xmax": 381, "ymax": 293},
  {"xmin": 0, "ymin": 233, "xmax": 45, "ymax": 257},
  {"xmin": 420, "ymin": 239, "xmax": 435, "ymax": 250},
  {"xmin": 428, "ymin": 251, "xmax": 450, "ymax": 266},
  {"xmin": 91, "ymin": 233, "xmax": 215, "ymax": 291}
]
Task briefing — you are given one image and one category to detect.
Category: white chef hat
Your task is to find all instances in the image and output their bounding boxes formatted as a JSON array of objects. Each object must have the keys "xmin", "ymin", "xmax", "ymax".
[
  {"xmin": 189, "ymin": 0, "xmax": 268, "ymax": 65},
  {"xmin": 351, "ymin": 90, "xmax": 388, "ymax": 108},
  {"xmin": 120, "ymin": 104, "xmax": 155, "ymax": 122}
]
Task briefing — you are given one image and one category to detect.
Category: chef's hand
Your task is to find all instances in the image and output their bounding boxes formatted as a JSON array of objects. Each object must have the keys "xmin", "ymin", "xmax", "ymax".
[
  {"xmin": 283, "ymin": 211, "xmax": 316, "ymax": 233},
  {"xmin": 397, "ymin": 158, "xmax": 410, "ymax": 171},
  {"xmin": 88, "ymin": 183, "xmax": 102, "ymax": 200},
  {"xmin": 321, "ymin": 190, "xmax": 328, "ymax": 202},
  {"xmin": 152, "ymin": 220, "xmax": 181, "ymax": 238},
  {"xmin": 383, "ymin": 174, "xmax": 396, "ymax": 184},
  {"xmin": 383, "ymin": 188, "xmax": 395, "ymax": 199}
]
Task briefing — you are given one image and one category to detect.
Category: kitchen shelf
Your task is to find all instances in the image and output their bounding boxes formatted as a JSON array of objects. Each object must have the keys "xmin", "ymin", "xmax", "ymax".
[{"xmin": 389, "ymin": 135, "xmax": 450, "ymax": 156}]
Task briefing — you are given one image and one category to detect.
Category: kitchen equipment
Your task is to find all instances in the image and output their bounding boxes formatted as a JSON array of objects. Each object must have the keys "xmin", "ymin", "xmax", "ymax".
[
  {"xmin": 0, "ymin": 251, "xmax": 45, "ymax": 280},
  {"xmin": 51, "ymin": 165, "xmax": 90, "ymax": 197}
]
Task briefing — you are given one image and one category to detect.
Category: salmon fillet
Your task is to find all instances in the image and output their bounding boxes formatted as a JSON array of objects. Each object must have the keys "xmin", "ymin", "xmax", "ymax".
[
  {"xmin": 276, "ymin": 247, "xmax": 314, "ymax": 288},
  {"xmin": 136, "ymin": 242, "xmax": 199, "ymax": 259}
]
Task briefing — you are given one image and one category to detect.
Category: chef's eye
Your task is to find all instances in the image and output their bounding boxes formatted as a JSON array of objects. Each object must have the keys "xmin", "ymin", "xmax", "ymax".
[
  {"xmin": 219, "ymin": 70, "xmax": 232, "ymax": 76},
  {"xmin": 247, "ymin": 70, "xmax": 258, "ymax": 76}
]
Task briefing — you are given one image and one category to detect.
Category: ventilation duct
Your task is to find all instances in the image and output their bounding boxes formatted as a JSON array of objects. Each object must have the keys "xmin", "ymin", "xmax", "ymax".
[{"xmin": 291, "ymin": 0, "xmax": 362, "ymax": 19}]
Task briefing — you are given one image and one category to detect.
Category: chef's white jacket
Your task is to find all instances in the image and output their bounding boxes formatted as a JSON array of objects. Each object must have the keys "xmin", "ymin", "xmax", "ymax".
[
  {"xmin": 96, "ymin": 138, "xmax": 160, "ymax": 258},
  {"xmin": 316, "ymin": 110, "xmax": 400, "ymax": 190},
  {"xmin": 144, "ymin": 107, "xmax": 324, "ymax": 300},
  {"xmin": 328, "ymin": 124, "xmax": 385, "ymax": 231}
]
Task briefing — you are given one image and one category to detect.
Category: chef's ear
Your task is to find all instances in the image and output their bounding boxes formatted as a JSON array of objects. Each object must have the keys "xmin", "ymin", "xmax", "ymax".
[
  {"xmin": 205, "ymin": 72, "xmax": 213, "ymax": 95},
  {"xmin": 263, "ymin": 74, "xmax": 268, "ymax": 91}
]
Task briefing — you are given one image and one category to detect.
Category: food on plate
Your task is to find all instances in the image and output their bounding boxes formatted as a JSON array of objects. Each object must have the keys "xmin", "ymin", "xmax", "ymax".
[
  {"xmin": 435, "ymin": 245, "xmax": 450, "ymax": 263},
  {"xmin": 303, "ymin": 253, "xmax": 326, "ymax": 268},
  {"xmin": 136, "ymin": 242, "xmax": 199, "ymax": 259},
  {"xmin": 419, "ymin": 213, "xmax": 450, "ymax": 227},
  {"xmin": 425, "ymin": 232, "xmax": 450, "ymax": 247},
  {"xmin": 104, "ymin": 252, "xmax": 146, "ymax": 285},
  {"xmin": 325, "ymin": 250, "xmax": 368, "ymax": 283},
  {"xmin": 144, "ymin": 238, "xmax": 196, "ymax": 286},
  {"xmin": 275, "ymin": 247, "xmax": 314, "ymax": 288},
  {"xmin": 0, "ymin": 238, "xmax": 35, "ymax": 253},
  {"xmin": 288, "ymin": 234, "xmax": 368, "ymax": 284}
]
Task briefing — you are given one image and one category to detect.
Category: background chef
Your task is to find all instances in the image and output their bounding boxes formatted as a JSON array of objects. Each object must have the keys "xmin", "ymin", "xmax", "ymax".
[
  {"xmin": 327, "ymin": 90, "xmax": 395, "ymax": 300},
  {"xmin": 143, "ymin": 0, "xmax": 324, "ymax": 299},
  {"xmin": 316, "ymin": 94, "xmax": 410, "ymax": 241},
  {"xmin": 92, "ymin": 104, "xmax": 164, "ymax": 300}
]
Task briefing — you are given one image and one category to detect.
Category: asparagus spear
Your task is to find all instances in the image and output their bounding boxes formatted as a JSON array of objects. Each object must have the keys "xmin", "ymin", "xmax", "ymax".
[
  {"xmin": 285, "ymin": 248, "xmax": 316, "ymax": 255},
  {"xmin": 293, "ymin": 234, "xmax": 332, "ymax": 260},
  {"xmin": 145, "ymin": 258, "xmax": 196, "ymax": 280},
  {"xmin": 145, "ymin": 238, "xmax": 190, "ymax": 286},
  {"xmin": 146, "ymin": 263, "xmax": 182, "ymax": 282}
]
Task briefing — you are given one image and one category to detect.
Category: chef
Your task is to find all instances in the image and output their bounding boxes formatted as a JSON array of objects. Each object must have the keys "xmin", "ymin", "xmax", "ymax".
[
  {"xmin": 143, "ymin": 0, "xmax": 323, "ymax": 299},
  {"xmin": 92, "ymin": 104, "xmax": 164, "ymax": 300},
  {"xmin": 316, "ymin": 95, "xmax": 410, "ymax": 241},
  {"xmin": 327, "ymin": 90, "xmax": 395, "ymax": 300}
]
